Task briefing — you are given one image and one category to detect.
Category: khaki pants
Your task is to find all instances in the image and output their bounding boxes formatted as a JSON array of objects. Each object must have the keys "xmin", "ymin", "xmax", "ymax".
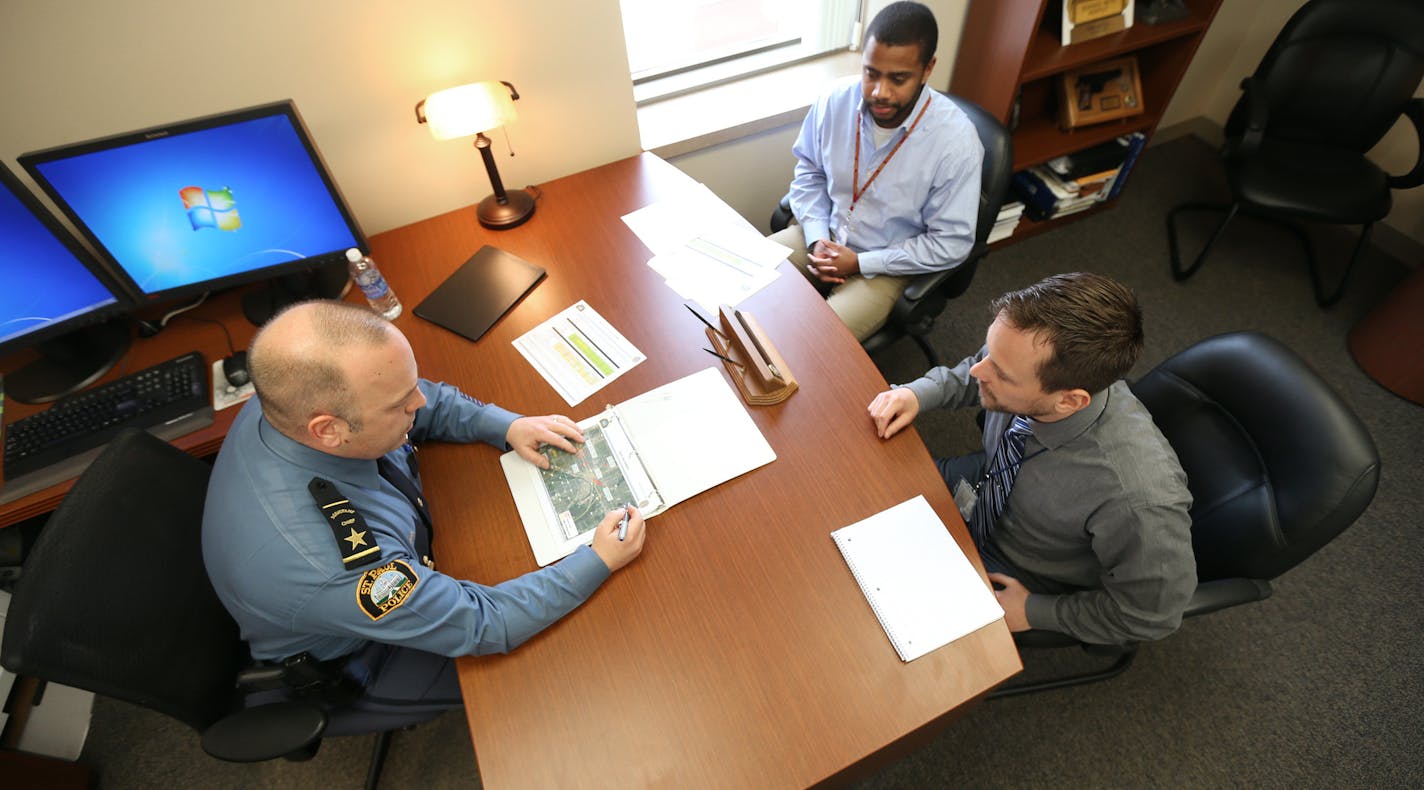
[{"xmin": 770, "ymin": 225, "xmax": 909, "ymax": 342}]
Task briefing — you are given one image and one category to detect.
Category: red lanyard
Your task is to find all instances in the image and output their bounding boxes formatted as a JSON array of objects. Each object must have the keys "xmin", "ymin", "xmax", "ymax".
[{"xmin": 850, "ymin": 93, "xmax": 931, "ymax": 215}]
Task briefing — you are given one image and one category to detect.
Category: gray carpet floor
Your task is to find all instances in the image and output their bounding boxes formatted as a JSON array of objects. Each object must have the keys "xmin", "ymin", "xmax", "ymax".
[{"xmin": 71, "ymin": 135, "xmax": 1424, "ymax": 788}]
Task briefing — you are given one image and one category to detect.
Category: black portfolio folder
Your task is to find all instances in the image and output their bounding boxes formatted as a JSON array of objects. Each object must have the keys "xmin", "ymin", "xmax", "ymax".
[{"xmin": 414, "ymin": 245, "xmax": 546, "ymax": 342}]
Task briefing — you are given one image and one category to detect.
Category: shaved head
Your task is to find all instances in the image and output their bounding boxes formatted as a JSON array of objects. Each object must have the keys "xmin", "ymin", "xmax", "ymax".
[{"xmin": 248, "ymin": 300, "xmax": 401, "ymax": 436}]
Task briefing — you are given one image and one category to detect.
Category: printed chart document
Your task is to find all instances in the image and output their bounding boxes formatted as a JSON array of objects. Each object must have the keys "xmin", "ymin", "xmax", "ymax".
[
  {"xmin": 621, "ymin": 183, "xmax": 790, "ymax": 313},
  {"xmin": 620, "ymin": 182, "xmax": 755, "ymax": 256},
  {"xmin": 647, "ymin": 232, "xmax": 786, "ymax": 314},
  {"xmin": 502, "ymin": 367, "xmax": 776, "ymax": 566},
  {"xmin": 512, "ymin": 301, "xmax": 646, "ymax": 407},
  {"xmin": 831, "ymin": 496, "xmax": 1004, "ymax": 662}
]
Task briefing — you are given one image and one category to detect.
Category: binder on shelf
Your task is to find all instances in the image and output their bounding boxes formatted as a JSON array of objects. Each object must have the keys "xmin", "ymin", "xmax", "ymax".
[
  {"xmin": 705, "ymin": 305, "xmax": 797, "ymax": 406},
  {"xmin": 1012, "ymin": 170, "xmax": 1059, "ymax": 221},
  {"xmin": 1047, "ymin": 137, "xmax": 1132, "ymax": 180},
  {"xmin": 1103, "ymin": 132, "xmax": 1149, "ymax": 201}
]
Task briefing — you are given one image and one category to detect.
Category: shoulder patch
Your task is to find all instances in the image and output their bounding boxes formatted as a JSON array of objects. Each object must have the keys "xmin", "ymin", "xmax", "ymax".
[
  {"xmin": 309, "ymin": 477, "xmax": 383, "ymax": 568},
  {"xmin": 356, "ymin": 559, "xmax": 421, "ymax": 621}
]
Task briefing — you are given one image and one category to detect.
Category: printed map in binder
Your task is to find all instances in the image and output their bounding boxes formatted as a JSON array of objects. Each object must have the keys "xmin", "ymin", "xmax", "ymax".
[
  {"xmin": 503, "ymin": 367, "xmax": 776, "ymax": 566},
  {"xmin": 831, "ymin": 496, "xmax": 1004, "ymax": 662}
]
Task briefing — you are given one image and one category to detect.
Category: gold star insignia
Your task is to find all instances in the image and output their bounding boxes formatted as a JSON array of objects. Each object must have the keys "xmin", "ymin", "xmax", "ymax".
[{"xmin": 344, "ymin": 528, "xmax": 368, "ymax": 549}]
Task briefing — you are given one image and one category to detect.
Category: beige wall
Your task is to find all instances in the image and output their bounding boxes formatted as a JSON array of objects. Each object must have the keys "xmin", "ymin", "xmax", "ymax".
[
  {"xmin": 2, "ymin": 0, "xmax": 1417, "ymax": 247},
  {"xmin": 0, "ymin": 0, "xmax": 641, "ymax": 236},
  {"xmin": 1163, "ymin": 0, "xmax": 1423, "ymax": 247}
]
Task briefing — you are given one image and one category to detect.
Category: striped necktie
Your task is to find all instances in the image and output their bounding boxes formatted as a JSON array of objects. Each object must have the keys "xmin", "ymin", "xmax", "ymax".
[{"xmin": 968, "ymin": 416, "xmax": 1034, "ymax": 550}]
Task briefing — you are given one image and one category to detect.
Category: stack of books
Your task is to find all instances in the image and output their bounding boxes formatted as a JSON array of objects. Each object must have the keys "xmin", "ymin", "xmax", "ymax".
[
  {"xmin": 988, "ymin": 200, "xmax": 1024, "ymax": 244},
  {"xmin": 1011, "ymin": 132, "xmax": 1147, "ymax": 221}
]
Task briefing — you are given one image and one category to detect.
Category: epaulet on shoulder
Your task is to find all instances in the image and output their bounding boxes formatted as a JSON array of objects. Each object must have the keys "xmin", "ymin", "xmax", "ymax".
[{"xmin": 308, "ymin": 477, "xmax": 383, "ymax": 568}]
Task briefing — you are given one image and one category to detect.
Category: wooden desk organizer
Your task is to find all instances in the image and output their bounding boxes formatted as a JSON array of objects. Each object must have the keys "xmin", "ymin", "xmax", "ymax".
[{"xmin": 706, "ymin": 306, "xmax": 797, "ymax": 406}]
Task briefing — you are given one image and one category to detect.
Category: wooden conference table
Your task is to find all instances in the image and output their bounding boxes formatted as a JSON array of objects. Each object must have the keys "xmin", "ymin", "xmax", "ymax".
[
  {"xmin": 372, "ymin": 153, "xmax": 1020, "ymax": 787},
  {"xmin": 0, "ymin": 151, "xmax": 1021, "ymax": 785}
]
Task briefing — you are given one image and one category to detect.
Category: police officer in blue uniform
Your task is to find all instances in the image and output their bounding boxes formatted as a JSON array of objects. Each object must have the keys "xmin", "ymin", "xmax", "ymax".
[{"xmin": 203, "ymin": 300, "xmax": 646, "ymax": 731}]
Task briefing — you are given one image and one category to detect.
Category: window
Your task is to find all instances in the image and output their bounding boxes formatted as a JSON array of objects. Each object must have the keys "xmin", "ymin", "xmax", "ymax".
[{"xmin": 621, "ymin": 0, "xmax": 861, "ymax": 103}]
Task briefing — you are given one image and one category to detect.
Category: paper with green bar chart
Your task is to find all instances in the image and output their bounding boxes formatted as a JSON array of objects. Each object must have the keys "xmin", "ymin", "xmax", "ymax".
[{"xmin": 513, "ymin": 300, "xmax": 646, "ymax": 406}]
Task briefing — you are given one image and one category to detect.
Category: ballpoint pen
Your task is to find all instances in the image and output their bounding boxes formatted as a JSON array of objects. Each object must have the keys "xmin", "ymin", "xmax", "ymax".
[
  {"xmin": 617, "ymin": 505, "xmax": 631, "ymax": 541},
  {"xmin": 685, "ymin": 303, "xmax": 725, "ymax": 339},
  {"xmin": 703, "ymin": 347, "xmax": 744, "ymax": 368}
]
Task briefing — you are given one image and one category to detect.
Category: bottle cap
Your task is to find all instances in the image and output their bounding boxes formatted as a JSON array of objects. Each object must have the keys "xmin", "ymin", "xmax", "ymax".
[{"xmin": 345, "ymin": 248, "xmax": 364, "ymax": 263}]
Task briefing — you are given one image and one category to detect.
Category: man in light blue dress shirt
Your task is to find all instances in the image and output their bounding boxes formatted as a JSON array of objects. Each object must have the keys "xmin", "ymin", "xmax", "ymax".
[
  {"xmin": 203, "ymin": 300, "xmax": 646, "ymax": 727},
  {"xmin": 772, "ymin": 1, "xmax": 982, "ymax": 341}
]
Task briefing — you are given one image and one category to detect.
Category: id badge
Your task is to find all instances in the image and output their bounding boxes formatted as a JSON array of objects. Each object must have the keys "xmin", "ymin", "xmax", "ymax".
[
  {"xmin": 833, "ymin": 219, "xmax": 849, "ymax": 246},
  {"xmin": 953, "ymin": 478, "xmax": 979, "ymax": 523}
]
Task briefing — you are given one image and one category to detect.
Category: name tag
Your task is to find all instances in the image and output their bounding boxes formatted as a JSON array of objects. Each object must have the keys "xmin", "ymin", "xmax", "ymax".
[{"xmin": 953, "ymin": 478, "xmax": 979, "ymax": 523}]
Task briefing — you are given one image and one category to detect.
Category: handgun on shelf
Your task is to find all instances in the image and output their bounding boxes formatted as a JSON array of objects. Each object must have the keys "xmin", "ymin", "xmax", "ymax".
[{"xmin": 1076, "ymin": 68, "xmax": 1123, "ymax": 110}]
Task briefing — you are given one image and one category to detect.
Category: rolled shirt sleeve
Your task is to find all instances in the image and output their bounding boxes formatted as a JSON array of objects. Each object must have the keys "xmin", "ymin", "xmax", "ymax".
[{"xmin": 410, "ymin": 378, "xmax": 519, "ymax": 447}]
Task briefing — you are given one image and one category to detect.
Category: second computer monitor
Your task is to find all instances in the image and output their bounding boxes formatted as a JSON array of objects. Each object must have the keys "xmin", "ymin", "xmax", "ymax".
[
  {"xmin": 20, "ymin": 100, "xmax": 367, "ymax": 319},
  {"xmin": 0, "ymin": 161, "xmax": 133, "ymax": 402}
]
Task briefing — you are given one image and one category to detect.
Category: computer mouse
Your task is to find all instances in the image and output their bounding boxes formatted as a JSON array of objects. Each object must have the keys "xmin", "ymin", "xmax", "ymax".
[{"xmin": 222, "ymin": 351, "xmax": 251, "ymax": 388}]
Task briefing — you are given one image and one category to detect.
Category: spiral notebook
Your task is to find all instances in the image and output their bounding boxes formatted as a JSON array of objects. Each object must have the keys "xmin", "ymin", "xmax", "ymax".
[{"xmin": 831, "ymin": 495, "xmax": 1004, "ymax": 662}]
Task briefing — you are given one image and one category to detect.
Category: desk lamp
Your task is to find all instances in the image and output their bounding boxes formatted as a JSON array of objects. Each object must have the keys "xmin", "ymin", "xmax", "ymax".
[{"xmin": 416, "ymin": 80, "xmax": 535, "ymax": 230}]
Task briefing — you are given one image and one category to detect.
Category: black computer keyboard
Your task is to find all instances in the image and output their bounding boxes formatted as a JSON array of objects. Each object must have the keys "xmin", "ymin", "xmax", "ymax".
[{"xmin": 2, "ymin": 351, "xmax": 215, "ymax": 501}]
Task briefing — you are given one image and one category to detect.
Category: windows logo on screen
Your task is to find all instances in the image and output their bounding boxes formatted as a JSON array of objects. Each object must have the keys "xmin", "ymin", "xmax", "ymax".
[{"xmin": 180, "ymin": 186, "xmax": 241, "ymax": 231}]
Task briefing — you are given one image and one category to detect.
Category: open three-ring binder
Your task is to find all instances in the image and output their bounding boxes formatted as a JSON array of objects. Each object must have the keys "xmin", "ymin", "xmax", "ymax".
[{"xmin": 502, "ymin": 367, "xmax": 776, "ymax": 566}]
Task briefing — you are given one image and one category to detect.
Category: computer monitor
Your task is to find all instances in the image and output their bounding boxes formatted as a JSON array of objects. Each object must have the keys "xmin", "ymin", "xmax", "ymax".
[
  {"xmin": 0, "ymin": 161, "xmax": 134, "ymax": 404},
  {"xmin": 19, "ymin": 100, "xmax": 367, "ymax": 325}
]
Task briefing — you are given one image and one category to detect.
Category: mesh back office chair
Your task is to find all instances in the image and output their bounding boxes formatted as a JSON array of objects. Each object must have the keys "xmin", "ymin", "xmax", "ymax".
[
  {"xmin": 992, "ymin": 332, "xmax": 1380, "ymax": 697},
  {"xmin": 1165, "ymin": 0, "xmax": 1424, "ymax": 307},
  {"xmin": 0, "ymin": 429, "xmax": 427, "ymax": 788},
  {"xmin": 770, "ymin": 92, "xmax": 1014, "ymax": 367}
]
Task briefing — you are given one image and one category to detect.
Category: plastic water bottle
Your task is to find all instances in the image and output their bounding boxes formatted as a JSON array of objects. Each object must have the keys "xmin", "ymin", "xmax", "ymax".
[{"xmin": 346, "ymin": 248, "xmax": 402, "ymax": 320}]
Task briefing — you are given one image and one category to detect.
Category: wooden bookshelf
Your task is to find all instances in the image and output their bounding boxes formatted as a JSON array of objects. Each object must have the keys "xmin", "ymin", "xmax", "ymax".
[{"xmin": 952, "ymin": 0, "xmax": 1223, "ymax": 239}]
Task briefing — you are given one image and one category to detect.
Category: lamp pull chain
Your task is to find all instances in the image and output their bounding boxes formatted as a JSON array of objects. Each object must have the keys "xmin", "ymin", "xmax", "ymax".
[{"xmin": 503, "ymin": 126, "xmax": 515, "ymax": 157}]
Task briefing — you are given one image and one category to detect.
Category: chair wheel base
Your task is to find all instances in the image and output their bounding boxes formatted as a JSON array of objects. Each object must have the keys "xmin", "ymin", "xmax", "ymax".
[
  {"xmin": 1165, "ymin": 201, "xmax": 1368, "ymax": 308},
  {"xmin": 987, "ymin": 646, "xmax": 1137, "ymax": 699}
]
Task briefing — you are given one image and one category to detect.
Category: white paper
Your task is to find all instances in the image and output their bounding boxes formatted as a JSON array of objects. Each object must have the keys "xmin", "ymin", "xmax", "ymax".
[
  {"xmin": 647, "ymin": 244, "xmax": 780, "ymax": 314},
  {"xmin": 620, "ymin": 182, "xmax": 760, "ymax": 256},
  {"xmin": 512, "ymin": 301, "xmax": 646, "ymax": 407},
  {"xmin": 832, "ymin": 495, "xmax": 1004, "ymax": 662},
  {"xmin": 622, "ymin": 182, "xmax": 790, "ymax": 312}
]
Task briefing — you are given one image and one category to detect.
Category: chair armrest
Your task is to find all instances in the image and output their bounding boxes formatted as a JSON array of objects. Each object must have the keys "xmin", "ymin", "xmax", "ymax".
[
  {"xmin": 889, "ymin": 247, "xmax": 985, "ymax": 333},
  {"xmin": 1011, "ymin": 629, "xmax": 1134, "ymax": 656},
  {"xmin": 899, "ymin": 267, "xmax": 956, "ymax": 303},
  {"xmin": 1387, "ymin": 98, "xmax": 1424, "ymax": 189},
  {"xmin": 769, "ymin": 193, "xmax": 794, "ymax": 234},
  {"xmin": 1183, "ymin": 577, "xmax": 1273, "ymax": 619},
  {"xmin": 201, "ymin": 701, "xmax": 328, "ymax": 763},
  {"xmin": 1231, "ymin": 77, "xmax": 1269, "ymax": 159}
]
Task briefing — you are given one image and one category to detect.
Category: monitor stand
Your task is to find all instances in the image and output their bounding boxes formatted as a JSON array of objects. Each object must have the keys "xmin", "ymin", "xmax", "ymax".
[
  {"xmin": 5, "ymin": 320, "xmax": 133, "ymax": 404},
  {"xmin": 240, "ymin": 259, "xmax": 352, "ymax": 326}
]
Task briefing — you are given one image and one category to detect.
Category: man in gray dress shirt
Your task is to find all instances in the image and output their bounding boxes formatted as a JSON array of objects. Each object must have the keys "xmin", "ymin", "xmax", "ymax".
[{"xmin": 867, "ymin": 272, "xmax": 1195, "ymax": 646}]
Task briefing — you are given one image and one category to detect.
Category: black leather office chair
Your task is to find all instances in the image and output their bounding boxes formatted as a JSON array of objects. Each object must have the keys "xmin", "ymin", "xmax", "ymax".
[
  {"xmin": 0, "ymin": 429, "xmax": 427, "ymax": 788},
  {"xmin": 770, "ymin": 92, "xmax": 1014, "ymax": 367},
  {"xmin": 1166, "ymin": 0, "xmax": 1424, "ymax": 307},
  {"xmin": 991, "ymin": 332, "xmax": 1380, "ymax": 698}
]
